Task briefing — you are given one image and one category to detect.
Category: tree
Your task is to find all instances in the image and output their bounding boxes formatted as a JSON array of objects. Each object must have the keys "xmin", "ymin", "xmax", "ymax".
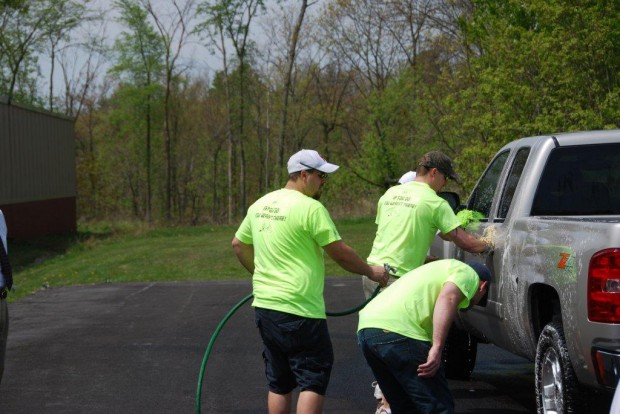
[
  {"xmin": 0, "ymin": 0, "xmax": 96, "ymax": 107},
  {"xmin": 111, "ymin": 0, "xmax": 167, "ymax": 221},
  {"xmin": 275, "ymin": 0, "xmax": 312, "ymax": 186},
  {"xmin": 197, "ymin": 0, "xmax": 266, "ymax": 221},
  {"xmin": 55, "ymin": 19, "xmax": 107, "ymax": 119},
  {"xmin": 0, "ymin": 1, "xmax": 48, "ymax": 105},
  {"xmin": 315, "ymin": 0, "xmax": 425, "ymax": 190},
  {"xmin": 74, "ymin": 80, "xmax": 112, "ymax": 220},
  {"xmin": 317, "ymin": 0, "xmax": 403, "ymax": 97},
  {"xmin": 141, "ymin": 0, "xmax": 197, "ymax": 221},
  {"xmin": 43, "ymin": 0, "xmax": 92, "ymax": 112}
]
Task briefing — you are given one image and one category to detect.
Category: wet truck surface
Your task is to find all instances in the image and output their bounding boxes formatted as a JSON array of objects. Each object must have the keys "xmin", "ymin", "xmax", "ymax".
[{"xmin": 431, "ymin": 130, "xmax": 620, "ymax": 413}]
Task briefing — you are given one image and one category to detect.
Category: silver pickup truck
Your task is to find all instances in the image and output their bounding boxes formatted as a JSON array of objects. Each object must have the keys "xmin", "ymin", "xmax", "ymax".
[{"xmin": 431, "ymin": 130, "xmax": 620, "ymax": 413}]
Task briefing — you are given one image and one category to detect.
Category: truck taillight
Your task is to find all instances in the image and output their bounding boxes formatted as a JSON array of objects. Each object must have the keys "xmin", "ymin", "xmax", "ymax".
[{"xmin": 588, "ymin": 249, "xmax": 620, "ymax": 323}]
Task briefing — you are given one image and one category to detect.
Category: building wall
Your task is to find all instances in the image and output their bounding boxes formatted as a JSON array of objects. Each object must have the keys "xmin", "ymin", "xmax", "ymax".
[{"xmin": 0, "ymin": 99, "xmax": 76, "ymax": 239}]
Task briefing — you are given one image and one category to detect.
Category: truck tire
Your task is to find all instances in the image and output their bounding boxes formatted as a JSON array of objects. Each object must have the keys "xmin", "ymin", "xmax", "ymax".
[
  {"xmin": 443, "ymin": 324, "xmax": 477, "ymax": 380},
  {"xmin": 535, "ymin": 321, "xmax": 584, "ymax": 414}
]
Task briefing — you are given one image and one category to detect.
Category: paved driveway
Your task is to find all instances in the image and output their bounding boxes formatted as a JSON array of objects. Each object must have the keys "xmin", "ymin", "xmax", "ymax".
[
  {"xmin": 2, "ymin": 279, "xmax": 382, "ymax": 413},
  {"xmin": 1, "ymin": 278, "xmax": 538, "ymax": 413}
]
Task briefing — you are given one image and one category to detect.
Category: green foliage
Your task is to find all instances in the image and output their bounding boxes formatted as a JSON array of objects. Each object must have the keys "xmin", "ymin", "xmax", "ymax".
[
  {"xmin": 0, "ymin": 0, "xmax": 88, "ymax": 106},
  {"xmin": 0, "ymin": 2, "xmax": 44, "ymax": 104},
  {"xmin": 196, "ymin": 0, "xmax": 267, "ymax": 50},
  {"xmin": 111, "ymin": 0, "xmax": 165, "ymax": 85},
  {"xmin": 82, "ymin": 0, "xmax": 175, "ymax": 222},
  {"xmin": 90, "ymin": 83, "xmax": 165, "ymax": 217},
  {"xmin": 466, "ymin": 0, "xmax": 620, "ymax": 133},
  {"xmin": 415, "ymin": 0, "xmax": 620, "ymax": 192},
  {"xmin": 354, "ymin": 71, "xmax": 435, "ymax": 189}
]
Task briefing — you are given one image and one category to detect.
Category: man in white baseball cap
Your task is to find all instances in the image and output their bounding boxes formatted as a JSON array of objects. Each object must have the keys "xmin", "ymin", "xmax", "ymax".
[{"xmin": 233, "ymin": 149, "xmax": 388, "ymax": 413}]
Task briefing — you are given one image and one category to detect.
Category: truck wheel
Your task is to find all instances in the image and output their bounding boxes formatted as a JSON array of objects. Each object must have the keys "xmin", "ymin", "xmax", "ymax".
[
  {"xmin": 535, "ymin": 321, "xmax": 583, "ymax": 413},
  {"xmin": 443, "ymin": 325, "xmax": 477, "ymax": 380}
]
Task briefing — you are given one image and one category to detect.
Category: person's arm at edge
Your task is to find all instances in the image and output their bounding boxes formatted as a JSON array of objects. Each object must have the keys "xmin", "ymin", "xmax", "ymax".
[
  {"xmin": 232, "ymin": 236, "xmax": 255, "ymax": 274},
  {"xmin": 441, "ymin": 227, "xmax": 487, "ymax": 253},
  {"xmin": 323, "ymin": 240, "xmax": 388, "ymax": 287},
  {"xmin": 417, "ymin": 282, "xmax": 464, "ymax": 378}
]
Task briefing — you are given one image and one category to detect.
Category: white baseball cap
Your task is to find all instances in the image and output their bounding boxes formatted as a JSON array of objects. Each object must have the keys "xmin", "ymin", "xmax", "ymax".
[
  {"xmin": 287, "ymin": 149, "xmax": 340, "ymax": 174},
  {"xmin": 398, "ymin": 171, "xmax": 417, "ymax": 184}
]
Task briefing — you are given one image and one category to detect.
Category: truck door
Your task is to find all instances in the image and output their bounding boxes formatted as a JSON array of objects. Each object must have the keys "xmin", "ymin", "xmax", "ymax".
[
  {"xmin": 460, "ymin": 147, "xmax": 531, "ymax": 347},
  {"xmin": 492, "ymin": 148, "xmax": 532, "ymax": 351},
  {"xmin": 460, "ymin": 150, "xmax": 509, "ymax": 326}
]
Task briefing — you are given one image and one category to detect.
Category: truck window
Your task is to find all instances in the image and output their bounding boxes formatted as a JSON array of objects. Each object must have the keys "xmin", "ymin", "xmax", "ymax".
[
  {"xmin": 467, "ymin": 150, "xmax": 510, "ymax": 218},
  {"xmin": 498, "ymin": 148, "xmax": 531, "ymax": 219},
  {"xmin": 531, "ymin": 143, "xmax": 620, "ymax": 215}
]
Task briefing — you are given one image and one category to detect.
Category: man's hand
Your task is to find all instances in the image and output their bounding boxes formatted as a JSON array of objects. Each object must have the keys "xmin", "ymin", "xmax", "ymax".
[
  {"xmin": 369, "ymin": 265, "xmax": 389, "ymax": 287},
  {"xmin": 480, "ymin": 225, "xmax": 497, "ymax": 251},
  {"xmin": 417, "ymin": 344, "xmax": 442, "ymax": 377}
]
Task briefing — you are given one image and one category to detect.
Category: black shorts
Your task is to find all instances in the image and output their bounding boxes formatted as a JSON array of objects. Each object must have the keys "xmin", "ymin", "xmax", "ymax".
[{"xmin": 254, "ymin": 307, "xmax": 334, "ymax": 395}]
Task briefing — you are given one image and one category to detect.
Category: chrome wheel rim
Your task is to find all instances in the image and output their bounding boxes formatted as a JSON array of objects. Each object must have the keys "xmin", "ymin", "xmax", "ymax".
[{"xmin": 541, "ymin": 347, "xmax": 563, "ymax": 414}]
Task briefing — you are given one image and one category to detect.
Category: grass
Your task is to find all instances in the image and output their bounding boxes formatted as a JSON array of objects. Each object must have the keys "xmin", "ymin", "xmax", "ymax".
[{"xmin": 8, "ymin": 217, "xmax": 378, "ymax": 302}]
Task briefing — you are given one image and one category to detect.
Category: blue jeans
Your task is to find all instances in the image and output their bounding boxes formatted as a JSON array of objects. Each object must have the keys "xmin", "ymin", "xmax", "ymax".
[{"xmin": 358, "ymin": 328, "xmax": 454, "ymax": 414}]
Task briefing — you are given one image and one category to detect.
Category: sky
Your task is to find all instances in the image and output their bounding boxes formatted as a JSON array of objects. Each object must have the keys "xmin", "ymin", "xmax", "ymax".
[{"xmin": 39, "ymin": 0, "xmax": 282, "ymax": 102}]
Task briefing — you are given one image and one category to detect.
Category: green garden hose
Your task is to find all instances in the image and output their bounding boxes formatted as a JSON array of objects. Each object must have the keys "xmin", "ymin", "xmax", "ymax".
[
  {"xmin": 325, "ymin": 285, "xmax": 381, "ymax": 317},
  {"xmin": 195, "ymin": 292, "xmax": 253, "ymax": 414},
  {"xmin": 195, "ymin": 285, "xmax": 382, "ymax": 414}
]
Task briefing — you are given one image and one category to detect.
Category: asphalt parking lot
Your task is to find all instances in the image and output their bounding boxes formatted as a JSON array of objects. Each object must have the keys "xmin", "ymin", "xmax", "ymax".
[
  {"xmin": 1, "ymin": 279, "xmax": 386, "ymax": 413},
  {"xmin": 1, "ymin": 278, "xmax": 539, "ymax": 413}
]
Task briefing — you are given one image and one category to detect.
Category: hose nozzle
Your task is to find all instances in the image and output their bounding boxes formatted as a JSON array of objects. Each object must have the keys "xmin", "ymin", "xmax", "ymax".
[{"xmin": 384, "ymin": 263, "xmax": 397, "ymax": 275}]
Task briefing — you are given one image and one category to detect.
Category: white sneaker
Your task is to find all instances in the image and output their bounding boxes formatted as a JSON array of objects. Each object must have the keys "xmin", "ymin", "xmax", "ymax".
[
  {"xmin": 371, "ymin": 381, "xmax": 391, "ymax": 414},
  {"xmin": 371, "ymin": 381, "xmax": 383, "ymax": 400},
  {"xmin": 375, "ymin": 405, "xmax": 391, "ymax": 414}
]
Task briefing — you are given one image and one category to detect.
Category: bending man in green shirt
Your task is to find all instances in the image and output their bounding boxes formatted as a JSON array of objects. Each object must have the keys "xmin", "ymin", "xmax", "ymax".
[
  {"xmin": 232, "ymin": 149, "xmax": 388, "ymax": 414},
  {"xmin": 364, "ymin": 152, "xmax": 491, "ymax": 413},
  {"xmin": 358, "ymin": 259, "xmax": 491, "ymax": 414}
]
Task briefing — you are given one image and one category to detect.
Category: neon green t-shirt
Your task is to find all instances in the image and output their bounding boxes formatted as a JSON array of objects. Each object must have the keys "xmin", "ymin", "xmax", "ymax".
[
  {"xmin": 367, "ymin": 182, "xmax": 461, "ymax": 276},
  {"xmin": 235, "ymin": 188, "xmax": 341, "ymax": 319},
  {"xmin": 357, "ymin": 259, "xmax": 480, "ymax": 342}
]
